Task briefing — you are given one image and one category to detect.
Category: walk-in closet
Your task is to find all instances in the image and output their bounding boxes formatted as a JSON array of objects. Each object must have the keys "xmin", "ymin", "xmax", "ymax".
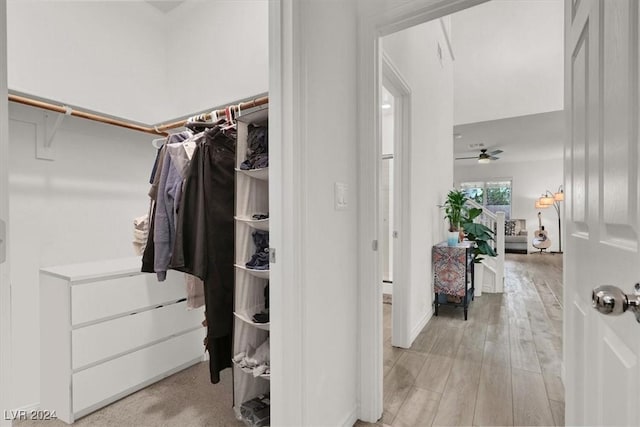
[{"xmin": 2, "ymin": 1, "xmax": 270, "ymax": 426}]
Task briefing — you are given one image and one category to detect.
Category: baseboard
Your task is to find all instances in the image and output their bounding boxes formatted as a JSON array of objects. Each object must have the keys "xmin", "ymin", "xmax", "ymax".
[
  {"xmin": 2, "ymin": 402, "xmax": 41, "ymax": 425},
  {"xmin": 410, "ymin": 309, "xmax": 432, "ymax": 344},
  {"xmin": 14, "ymin": 403, "xmax": 40, "ymax": 413},
  {"xmin": 339, "ymin": 406, "xmax": 358, "ymax": 427},
  {"xmin": 382, "ymin": 282, "xmax": 393, "ymax": 295}
]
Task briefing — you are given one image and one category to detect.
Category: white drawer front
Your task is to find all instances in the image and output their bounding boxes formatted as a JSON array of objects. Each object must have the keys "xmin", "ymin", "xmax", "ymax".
[
  {"xmin": 72, "ymin": 328, "xmax": 204, "ymax": 415},
  {"xmin": 72, "ymin": 301, "xmax": 204, "ymax": 370},
  {"xmin": 71, "ymin": 271, "xmax": 186, "ymax": 325}
]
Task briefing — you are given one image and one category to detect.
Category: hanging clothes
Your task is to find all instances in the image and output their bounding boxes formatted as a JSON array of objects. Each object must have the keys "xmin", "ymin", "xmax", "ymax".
[
  {"xmin": 185, "ymin": 274, "xmax": 205, "ymax": 309},
  {"xmin": 167, "ymin": 134, "xmax": 205, "ymax": 309},
  {"xmin": 171, "ymin": 125, "xmax": 236, "ymax": 384},
  {"xmin": 142, "ymin": 131, "xmax": 190, "ymax": 274},
  {"xmin": 141, "ymin": 144, "xmax": 167, "ymax": 273},
  {"xmin": 132, "ymin": 214, "xmax": 149, "ymax": 255},
  {"xmin": 154, "ymin": 132, "xmax": 193, "ymax": 280}
]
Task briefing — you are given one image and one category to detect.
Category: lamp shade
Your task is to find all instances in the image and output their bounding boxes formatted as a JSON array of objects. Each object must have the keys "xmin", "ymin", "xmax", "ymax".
[
  {"xmin": 535, "ymin": 200, "xmax": 548, "ymax": 209},
  {"xmin": 540, "ymin": 196, "xmax": 554, "ymax": 206},
  {"xmin": 554, "ymin": 190, "xmax": 564, "ymax": 201}
]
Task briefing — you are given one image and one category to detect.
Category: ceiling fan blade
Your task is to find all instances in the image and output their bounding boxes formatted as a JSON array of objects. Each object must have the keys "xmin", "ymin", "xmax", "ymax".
[
  {"xmin": 455, "ymin": 156, "xmax": 478, "ymax": 160},
  {"xmin": 489, "ymin": 156, "xmax": 500, "ymax": 160},
  {"xmin": 489, "ymin": 149, "xmax": 503, "ymax": 156}
]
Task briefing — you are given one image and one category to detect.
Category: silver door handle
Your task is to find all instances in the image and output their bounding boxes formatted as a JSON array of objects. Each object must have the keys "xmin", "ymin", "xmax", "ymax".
[{"xmin": 592, "ymin": 284, "xmax": 640, "ymax": 322}]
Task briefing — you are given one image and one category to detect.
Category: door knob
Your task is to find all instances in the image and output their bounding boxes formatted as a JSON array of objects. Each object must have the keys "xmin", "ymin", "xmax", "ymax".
[{"xmin": 592, "ymin": 284, "xmax": 640, "ymax": 322}]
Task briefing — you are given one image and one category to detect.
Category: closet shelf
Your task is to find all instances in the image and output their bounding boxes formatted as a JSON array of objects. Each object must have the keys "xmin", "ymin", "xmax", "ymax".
[
  {"xmin": 234, "ymin": 311, "xmax": 270, "ymax": 331},
  {"xmin": 234, "ymin": 103, "xmax": 269, "ymax": 414},
  {"xmin": 234, "ymin": 216, "xmax": 269, "ymax": 231},
  {"xmin": 236, "ymin": 105, "xmax": 269, "ymax": 124},
  {"xmin": 235, "ymin": 167, "xmax": 269, "ymax": 181},
  {"xmin": 232, "ymin": 360, "xmax": 271, "ymax": 380},
  {"xmin": 235, "ymin": 264, "xmax": 270, "ymax": 279}
]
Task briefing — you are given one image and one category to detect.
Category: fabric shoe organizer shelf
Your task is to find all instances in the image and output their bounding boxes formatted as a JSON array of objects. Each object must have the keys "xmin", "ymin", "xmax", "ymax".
[{"xmin": 233, "ymin": 105, "xmax": 270, "ymax": 424}]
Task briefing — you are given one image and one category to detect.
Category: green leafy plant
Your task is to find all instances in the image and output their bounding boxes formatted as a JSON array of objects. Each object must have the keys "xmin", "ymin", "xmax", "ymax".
[
  {"xmin": 441, "ymin": 189, "xmax": 497, "ymax": 263},
  {"xmin": 442, "ymin": 189, "xmax": 467, "ymax": 232},
  {"xmin": 462, "ymin": 207, "xmax": 497, "ymax": 263}
]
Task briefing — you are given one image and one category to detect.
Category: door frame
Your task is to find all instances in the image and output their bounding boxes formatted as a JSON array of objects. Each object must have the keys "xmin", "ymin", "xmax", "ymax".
[
  {"xmin": 356, "ymin": 0, "xmax": 489, "ymax": 421},
  {"xmin": 381, "ymin": 53, "xmax": 412, "ymax": 349},
  {"xmin": 0, "ymin": 1, "xmax": 10, "ymax": 425}
]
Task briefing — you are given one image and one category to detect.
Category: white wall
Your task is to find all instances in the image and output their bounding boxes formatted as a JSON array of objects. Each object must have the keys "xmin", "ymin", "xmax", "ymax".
[
  {"xmin": 382, "ymin": 18, "xmax": 454, "ymax": 341},
  {"xmin": 295, "ymin": 2, "xmax": 359, "ymax": 424},
  {"xmin": 7, "ymin": 0, "xmax": 167, "ymax": 124},
  {"xmin": 455, "ymin": 158, "xmax": 564, "ymax": 252},
  {"xmin": 7, "ymin": 0, "xmax": 269, "ymax": 124},
  {"xmin": 452, "ymin": 0, "xmax": 564, "ymax": 125},
  {"xmin": 8, "ymin": 103, "xmax": 154, "ymax": 409},
  {"xmin": 164, "ymin": 1, "xmax": 269, "ymax": 120}
]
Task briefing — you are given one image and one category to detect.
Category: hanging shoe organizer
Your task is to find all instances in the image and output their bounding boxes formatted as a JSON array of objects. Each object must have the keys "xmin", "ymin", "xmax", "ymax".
[{"xmin": 233, "ymin": 104, "xmax": 270, "ymax": 425}]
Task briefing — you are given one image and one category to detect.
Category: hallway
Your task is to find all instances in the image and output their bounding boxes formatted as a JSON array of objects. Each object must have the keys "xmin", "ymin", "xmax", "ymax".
[{"xmin": 364, "ymin": 253, "xmax": 564, "ymax": 426}]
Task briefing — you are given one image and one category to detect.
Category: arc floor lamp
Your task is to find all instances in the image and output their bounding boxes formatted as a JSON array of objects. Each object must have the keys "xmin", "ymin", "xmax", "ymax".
[{"xmin": 535, "ymin": 186, "xmax": 564, "ymax": 254}]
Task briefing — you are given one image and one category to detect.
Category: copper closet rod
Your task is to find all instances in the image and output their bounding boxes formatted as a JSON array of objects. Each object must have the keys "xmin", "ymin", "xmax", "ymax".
[{"xmin": 8, "ymin": 94, "xmax": 269, "ymax": 137}]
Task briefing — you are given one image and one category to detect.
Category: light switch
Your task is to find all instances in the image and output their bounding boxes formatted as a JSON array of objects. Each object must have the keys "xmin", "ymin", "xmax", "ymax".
[{"xmin": 335, "ymin": 182, "xmax": 348, "ymax": 210}]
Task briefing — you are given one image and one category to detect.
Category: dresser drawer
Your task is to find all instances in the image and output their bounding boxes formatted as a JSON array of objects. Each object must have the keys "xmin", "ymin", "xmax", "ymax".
[
  {"xmin": 71, "ymin": 271, "xmax": 186, "ymax": 325},
  {"xmin": 72, "ymin": 301, "xmax": 203, "ymax": 370},
  {"xmin": 72, "ymin": 328, "xmax": 204, "ymax": 416}
]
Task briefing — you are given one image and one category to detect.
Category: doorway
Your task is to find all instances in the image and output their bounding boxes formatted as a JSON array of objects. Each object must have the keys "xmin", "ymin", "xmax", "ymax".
[
  {"xmin": 358, "ymin": 0, "xmax": 566, "ymax": 422},
  {"xmin": 380, "ymin": 54, "xmax": 412, "ymax": 350}
]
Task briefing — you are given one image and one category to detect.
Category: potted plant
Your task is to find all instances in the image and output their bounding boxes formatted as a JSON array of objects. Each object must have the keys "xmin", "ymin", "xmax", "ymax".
[
  {"xmin": 440, "ymin": 189, "xmax": 497, "ymax": 296},
  {"xmin": 461, "ymin": 207, "xmax": 497, "ymax": 263},
  {"xmin": 442, "ymin": 189, "xmax": 467, "ymax": 246},
  {"xmin": 461, "ymin": 207, "xmax": 496, "ymax": 295},
  {"xmin": 441, "ymin": 189, "xmax": 497, "ymax": 260}
]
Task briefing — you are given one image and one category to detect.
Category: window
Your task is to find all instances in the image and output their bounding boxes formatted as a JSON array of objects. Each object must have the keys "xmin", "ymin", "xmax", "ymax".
[{"xmin": 460, "ymin": 180, "xmax": 512, "ymax": 219}]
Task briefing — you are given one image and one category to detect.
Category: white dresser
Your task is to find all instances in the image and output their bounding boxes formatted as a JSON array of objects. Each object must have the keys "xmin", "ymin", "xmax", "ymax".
[{"xmin": 40, "ymin": 257, "xmax": 204, "ymax": 424}]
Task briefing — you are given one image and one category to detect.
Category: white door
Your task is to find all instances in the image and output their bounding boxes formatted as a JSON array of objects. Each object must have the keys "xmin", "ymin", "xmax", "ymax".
[
  {"xmin": 381, "ymin": 54, "xmax": 412, "ymax": 349},
  {"xmin": 565, "ymin": 0, "xmax": 640, "ymax": 425}
]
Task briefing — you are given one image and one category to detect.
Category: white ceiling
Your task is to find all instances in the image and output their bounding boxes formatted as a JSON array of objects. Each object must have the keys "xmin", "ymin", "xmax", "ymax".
[
  {"xmin": 450, "ymin": 0, "xmax": 564, "ymax": 165},
  {"xmin": 453, "ymin": 110, "xmax": 564, "ymax": 164},
  {"xmin": 451, "ymin": 0, "xmax": 564, "ymax": 126},
  {"xmin": 146, "ymin": 1, "xmax": 185, "ymax": 14}
]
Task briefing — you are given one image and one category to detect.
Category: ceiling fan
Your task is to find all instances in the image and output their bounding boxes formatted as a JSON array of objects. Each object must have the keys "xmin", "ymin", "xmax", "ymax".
[{"xmin": 455, "ymin": 148, "xmax": 503, "ymax": 163}]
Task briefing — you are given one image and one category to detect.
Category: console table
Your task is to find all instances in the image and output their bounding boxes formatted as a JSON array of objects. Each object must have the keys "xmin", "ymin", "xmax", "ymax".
[{"xmin": 432, "ymin": 241, "xmax": 474, "ymax": 320}]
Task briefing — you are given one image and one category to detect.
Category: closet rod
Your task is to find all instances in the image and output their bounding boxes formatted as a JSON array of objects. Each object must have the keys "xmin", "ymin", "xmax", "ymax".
[
  {"xmin": 8, "ymin": 93, "xmax": 269, "ymax": 136},
  {"xmin": 155, "ymin": 95, "xmax": 269, "ymax": 132},
  {"xmin": 9, "ymin": 94, "xmax": 169, "ymax": 136}
]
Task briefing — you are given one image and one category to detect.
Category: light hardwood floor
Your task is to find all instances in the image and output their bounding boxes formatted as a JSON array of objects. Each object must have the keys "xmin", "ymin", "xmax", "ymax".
[{"xmin": 358, "ymin": 253, "xmax": 564, "ymax": 427}]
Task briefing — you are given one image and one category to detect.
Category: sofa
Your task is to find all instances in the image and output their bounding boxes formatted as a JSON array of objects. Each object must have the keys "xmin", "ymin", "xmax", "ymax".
[{"xmin": 504, "ymin": 219, "xmax": 528, "ymax": 253}]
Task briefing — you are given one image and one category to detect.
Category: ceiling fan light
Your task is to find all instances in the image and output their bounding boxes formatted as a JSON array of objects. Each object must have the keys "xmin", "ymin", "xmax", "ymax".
[{"xmin": 478, "ymin": 157, "xmax": 490, "ymax": 164}]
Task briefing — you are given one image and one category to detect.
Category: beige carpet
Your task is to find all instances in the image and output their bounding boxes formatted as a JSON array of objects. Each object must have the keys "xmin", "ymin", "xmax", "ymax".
[{"xmin": 16, "ymin": 362, "xmax": 243, "ymax": 427}]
